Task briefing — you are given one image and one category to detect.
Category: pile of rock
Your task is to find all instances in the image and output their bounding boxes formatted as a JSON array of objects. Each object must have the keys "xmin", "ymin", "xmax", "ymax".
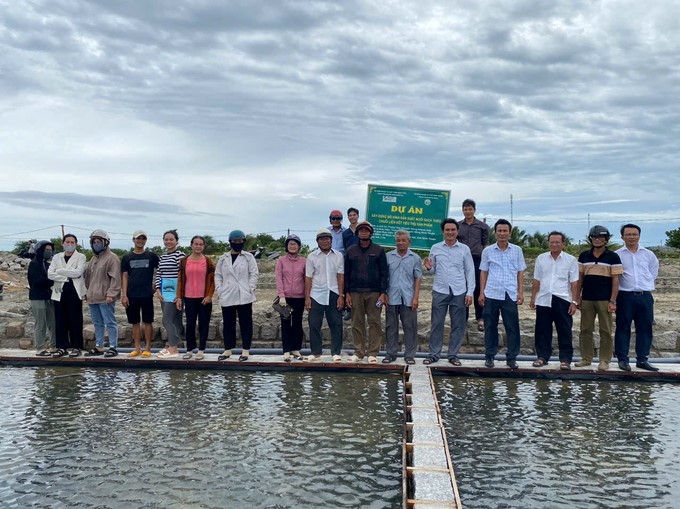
[{"xmin": 0, "ymin": 253, "xmax": 30, "ymax": 272}]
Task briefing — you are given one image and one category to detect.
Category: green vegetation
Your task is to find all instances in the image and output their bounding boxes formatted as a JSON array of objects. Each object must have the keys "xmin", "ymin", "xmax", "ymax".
[{"xmin": 665, "ymin": 227, "xmax": 680, "ymax": 249}]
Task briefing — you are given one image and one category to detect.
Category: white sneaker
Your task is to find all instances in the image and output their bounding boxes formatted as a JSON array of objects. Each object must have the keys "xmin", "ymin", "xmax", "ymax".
[{"xmin": 332, "ymin": 355, "xmax": 342, "ymax": 363}]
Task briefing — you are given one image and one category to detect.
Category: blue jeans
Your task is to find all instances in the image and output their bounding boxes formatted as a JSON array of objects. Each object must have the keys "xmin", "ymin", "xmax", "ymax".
[
  {"xmin": 428, "ymin": 290, "xmax": 466, "ymax": 360},
  {"xmin": 615, "ymin": 291, "xmax": 654, "ymax": 363},
  {"xmin": 89, "ymin": 303, "xmax": 118, "ymax": 348},
  {"xmin": 483, "ymin": 293, "xmax": 520, "ymax": 360}
]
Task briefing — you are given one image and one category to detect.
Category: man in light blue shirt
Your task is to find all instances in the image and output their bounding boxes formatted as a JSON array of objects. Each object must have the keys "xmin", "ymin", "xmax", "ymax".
[
  {"xmin": 479, "ymin": 219, "xmax": 527, "ymax": 369},
  {"xmin": 423, "ymin": 219, "xmax": 475, "ymax": 365},
  {"xmin": 327, "ymin": 209, "xmax": 346, "ymax": 254},
  {"xmin": 383, "ymin": 230, "xmax": 422, "ymax": 364}
]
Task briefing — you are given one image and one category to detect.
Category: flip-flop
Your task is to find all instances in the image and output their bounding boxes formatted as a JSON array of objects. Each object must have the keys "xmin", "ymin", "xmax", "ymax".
[
  {"xmin": 423, "ymin": 357, "xmax": 437, "ymax": 365},
  {"xmin": 141, "ymin": 351, "xmax": 152, "ymax": 358},
  {"xmin": 448, "ymin": 358, "xmax": 462, "ymax": 366},
  {"xmin": 532, "ymin": 359, "xmax": 547, "ymax": 367},
  {"xmin": 405, "ymin": 358, "xmax": 416, "ymax": 365},
  {"xmin": 238, "ymin": 355, "xmax": 249, "ymax": 362}
]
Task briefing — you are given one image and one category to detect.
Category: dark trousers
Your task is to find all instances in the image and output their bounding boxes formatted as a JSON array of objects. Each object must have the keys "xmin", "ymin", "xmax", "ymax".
[
  {"xmin": 222, "ymin": 303, "xmax": 253, "ymax": 350},
  {"xmin": 184, "ymin": 297, "xmax": 212, "ymax": 351},
  {"xmin": 308, "ymin": 292, "xmax": 343, "ymax": 356},
  {"xmin": 615, "ymin": 291, "xmax": 654, "ymax": 363},
  {"xmin": 466, "ymin": 255, "xmax": 483, "ymax": 321},
  {"xmin": 534, "ymin": 296, "xmax": 573, "ymax": 362},
  {"xmin": 483, "ymin": 293, "xmax": 520, "ymax": 360},
  {"xmin": 280, "ymin": 297, "xmax": 305, "ymax": 353},
  {"xmin": 54, "ymin": 283, "xmax": 84, "ymax": 350}
]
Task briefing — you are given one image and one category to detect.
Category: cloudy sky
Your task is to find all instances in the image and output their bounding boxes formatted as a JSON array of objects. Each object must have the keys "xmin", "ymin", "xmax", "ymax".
[{"xmin": 1, "ymin": 0, "xmax": 679, "ymax": 250}]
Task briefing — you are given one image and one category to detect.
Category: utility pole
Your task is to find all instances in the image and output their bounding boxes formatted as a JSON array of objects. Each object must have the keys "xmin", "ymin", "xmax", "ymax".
[{"xmin": 510, "ymin": 194, "xmax": 514, "ymax": 224}]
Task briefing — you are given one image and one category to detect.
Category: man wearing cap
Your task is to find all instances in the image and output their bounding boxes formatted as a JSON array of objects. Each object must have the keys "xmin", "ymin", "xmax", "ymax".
[
  {"xmin": 574, "ymin": 225, "xmax": 623, "ymax": 371},
  {"xmin": 423, "ymin": 218, "xmax": 475, "ymax": 366},
  {"xmin": 345, "ymin": 221, "xmax": 389, "ymax": 363},
  {"xmin": 121, "ymin": 230, "xmax": 160, "ymax": 358},
  {"xmin": 614, "ymin": 224, "xmax": 660, "ymax": 372},
  {"xmin": 85, "ymin": 229, "xmax": 122, "ymax": 357},
  {"xmin": 327, "ymin": 209, "xmax": 347, "ymax": 255},
  {"xmin": 305, "ymin": 229, "xmax": 345, "ymax": 362}
]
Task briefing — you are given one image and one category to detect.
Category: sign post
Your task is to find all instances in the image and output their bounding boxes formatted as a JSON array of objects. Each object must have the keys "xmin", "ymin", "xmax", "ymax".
[{"xmin": 365, "ymin": 184, "xmax": 451, "ymax": 250}]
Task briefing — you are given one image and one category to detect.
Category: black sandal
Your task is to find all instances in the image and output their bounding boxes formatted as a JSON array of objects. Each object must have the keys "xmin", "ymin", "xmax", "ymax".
[
  {"xmin": 52, "ymin": 348, "xmax": 68, "ymax": 358},
  {"xmin": 85, "ymin": 348, "xmax": 104, "ymax": 357},
  {"xmin": 36, "ymin": 350, "xmax": 52, "ymax": 357},
  {"xmin": 405, "ymin": 358, "xmax": 416, "ymax": 365},
  {"xmin": 448, "ymin": 358, "xmax": 462, "ymax": 366},
  {"xmin": 69, "ymin": 348, "xmax": 81, "ymax": 358},
  {"xmin": 238, "ymin": 355, "xmax": 249, "ymax": 362},
  {"xmin": 423, "ymin": 356, "xmax": 437, "ymax": 365},
  {"xmin": 103, "ymin": 348, "xmax": 118, "ymax": 358}
]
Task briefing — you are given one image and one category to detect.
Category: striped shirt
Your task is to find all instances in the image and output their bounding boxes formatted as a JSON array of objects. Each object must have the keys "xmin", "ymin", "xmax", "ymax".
[
  {"xmin": 480, "ymin": 242, "xmax": 527, "ymax": 301},
  {"xmin": 154, "ymin": 250, "xmax": 186, "ymax": 290}
]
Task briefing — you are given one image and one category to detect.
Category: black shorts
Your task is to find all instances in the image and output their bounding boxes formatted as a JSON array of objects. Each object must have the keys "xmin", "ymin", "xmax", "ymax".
[{"xmin": 125, "ymin": 297, "xmax": 154, "ymax": 324}]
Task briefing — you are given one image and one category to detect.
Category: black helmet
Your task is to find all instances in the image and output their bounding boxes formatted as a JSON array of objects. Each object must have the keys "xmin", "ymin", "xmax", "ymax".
[
  {"xmin": 285, "ymin": 234, "xmax": 301, "ymax": 253},
  {"xmin": 588, "ymin": 225, "xmax": 611, "ymax": 241}
]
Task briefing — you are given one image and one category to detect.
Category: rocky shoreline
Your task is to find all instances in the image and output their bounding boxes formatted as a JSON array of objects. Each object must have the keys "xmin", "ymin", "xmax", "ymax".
[{"xmin": 1, "ymin": 251, "xmax": 679, "ymax": 357}]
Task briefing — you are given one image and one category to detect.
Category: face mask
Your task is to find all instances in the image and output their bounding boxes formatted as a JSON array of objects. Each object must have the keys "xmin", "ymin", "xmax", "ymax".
[
  {"xmin": 43, "ymin": 250, "xmax": 54, "ymax": 260},
  {"xmin": 230, "ymin": 243, "xmax": 244, "ymax": 252},
  {"xmin": 92, "ymin": 243, "xmax": 105, "ymax": 254},
  {"xmin": 64, "ymin": 245, "xmax": 76, "ymax": 254}
]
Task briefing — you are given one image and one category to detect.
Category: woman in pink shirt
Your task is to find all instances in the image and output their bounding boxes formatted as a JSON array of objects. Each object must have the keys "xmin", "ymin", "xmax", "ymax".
[
  {"xmin": 176, "ymin": 236, "xmax": 215, "ymax": 360},
  {"xmin": 274, "ymin": 234, "xmax": 306, "ymax": 361}
]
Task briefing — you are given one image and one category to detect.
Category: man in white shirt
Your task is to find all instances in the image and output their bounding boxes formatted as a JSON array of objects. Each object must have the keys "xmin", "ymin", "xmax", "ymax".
[
  {"xmin": 614, "ymin": 224, "xmax": 660, "ymax": 372},
  {"xmin": 304, "ymin": 229, "xmax": 345, "ymax": 362},
  {"xmin": 529, "ymin": 232, "xmax": 579, "ymax": 370}
]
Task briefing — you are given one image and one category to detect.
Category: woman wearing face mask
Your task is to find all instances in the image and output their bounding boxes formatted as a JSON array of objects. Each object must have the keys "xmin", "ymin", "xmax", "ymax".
[
  {"xmin": 215, "ymin": 230, "xmax": 259, "ymax": 361},
  {"xmin": 176, "ymin": 235, "xmax": 215, "ymax": 360},
  {"xmin": 48, "ymin": 234, "xmax": 87, "ymax": 357},
  {"xmin": 154, "ymin": 230, "xmax": 185, "ymax": 359},
  {"xmin": 28, "ymin": 240, "xmax": 56, "ymax": 356},
  {"xmin": 274, "ymin": 234, "xmax": 306, "ymax": 361}
]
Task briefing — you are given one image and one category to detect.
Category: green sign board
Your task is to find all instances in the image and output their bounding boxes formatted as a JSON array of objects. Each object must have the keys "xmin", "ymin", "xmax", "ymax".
[{"xmin": 365, "ymin": 184, "xmax": 451, "ymax": 250}]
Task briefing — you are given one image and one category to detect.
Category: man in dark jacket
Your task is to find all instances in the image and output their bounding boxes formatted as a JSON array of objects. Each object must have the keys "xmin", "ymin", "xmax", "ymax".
[
  {"xmin": 345, "ymin": 221, "xmax": 389, "ymax": 363},
  {"xmin": 28, "ymin": 240, "xmax": 56, "ymax": 356}
]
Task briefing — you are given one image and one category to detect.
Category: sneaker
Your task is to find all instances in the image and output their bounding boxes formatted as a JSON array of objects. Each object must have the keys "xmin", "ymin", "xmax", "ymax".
[
  {"xmin": 574, "ymin": 360, "xmax": 591, "ymax": 367},
  {"xmin": 484, "ymin": 357, "xmax": 494, "ymax": 368}
]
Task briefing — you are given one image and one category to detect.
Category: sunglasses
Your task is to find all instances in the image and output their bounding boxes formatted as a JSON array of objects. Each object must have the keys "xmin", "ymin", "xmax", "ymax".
[{"xmin": 330, "ymin": 216, "xmax": 342, "ymax": 220}]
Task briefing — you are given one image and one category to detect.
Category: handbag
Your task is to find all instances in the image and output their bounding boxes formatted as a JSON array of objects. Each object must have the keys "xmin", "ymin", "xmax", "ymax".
[{"xmin": 272, "ymin": 296, "xmax": 293, "ymax": 319}]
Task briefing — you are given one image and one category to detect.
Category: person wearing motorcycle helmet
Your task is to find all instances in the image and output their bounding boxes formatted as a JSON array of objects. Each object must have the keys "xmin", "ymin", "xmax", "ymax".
[
  {"xmin": 215, "ymin": 229, "xmax": 259, "ymax": 362},
  {"xmin": 574, "ymin": 225, "xmax": 623, "ymax": 371},
  {"xmin": 85, "ymin": 229, "xmax": 122, "ymax": 357},
  {"xmin": 274, "ymin": 234, "xmax": 306, "ymax": 361}
]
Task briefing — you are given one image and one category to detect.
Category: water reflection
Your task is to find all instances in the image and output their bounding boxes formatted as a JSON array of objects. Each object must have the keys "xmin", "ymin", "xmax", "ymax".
[
  {"xmin": 437, "ymin": 378, "xmax": 680, "ymax": 509},
  {"xmin": 0, "ymin": 367, "xmax": 403, "ymax": 509}
]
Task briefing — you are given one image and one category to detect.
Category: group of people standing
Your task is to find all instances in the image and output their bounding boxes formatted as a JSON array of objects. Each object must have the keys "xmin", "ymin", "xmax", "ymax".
[{"xmin": 26, "ymin": 201, "xmax": 660, "ymax": 370}]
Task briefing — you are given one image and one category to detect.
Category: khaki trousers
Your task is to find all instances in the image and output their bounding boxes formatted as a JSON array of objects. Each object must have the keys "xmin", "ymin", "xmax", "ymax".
[
  {"xmin": 579, "ymin": 299, "xmax": 613, "ymax": 363},
  {"xmin": 350, "ymin": 292, "xmax": 383, "ymax": 358}
]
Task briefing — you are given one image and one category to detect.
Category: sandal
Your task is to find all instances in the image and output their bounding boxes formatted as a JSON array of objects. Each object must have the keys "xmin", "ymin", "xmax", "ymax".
[
  {"xmin": 85, "ymin": 348, "xmax": 104, "ymax": 357},
  {"xmin": 194, "ymin": 351, "xmax": 204, "ymax": 361},
  {"xmin": 332, "ymin": 355, "xmax": 342, "ymax": 363},
  {"xmin": 52, "ymin": 348, "xmax": 68, "ymax": 358},
  {"xmin": 448, "ymin": 358, "xmax": 462, "ymax": 366},
  {"xmin": 532, "ymin": 359, "xmax": 547, "ymax": 367},
  {"xmin": 368, "ymin": 356, "xmax": 378, "ymax": 364},
  {"xmin": 103, "ymin": 348, "xmax": 118, "ymax": 358},
  {"xmin": 423, "ymin": 356, "xmax": 437, "ymax": 365},
  {"xmin": 405, "ymin": 358, "xmax": 416, "ymax": 365},
  {"xmin": 560, "ymin": 362, "xmax": 571, "ymax": 370},
  {"xmin": 128, "ymin": 350, "xmax": 141, "ymax": 358},
  {"xmin": 238, "ymin": 355, "xmax": 249, "ymax": 362},
  {"xmin": 36, "ymin": 350, "xmax": 52, "ymax": 357},
  {"xmin": 141, "ymin": 350, "xmax": 152, "ymax": 358},
  {"xmin": 477, "ymin": 320, "xmax": 485, "ymax": 332},
  {"xmin": 69, "ymin": 348, "xmax": 81, "ymax": 358},
  {"xmin": 292, "ymin": 352, "xmax": 303, "ymax": 361},
  {"xmin": 382, "ymin": 355, "xmax": 396, "ymax": 364}
]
